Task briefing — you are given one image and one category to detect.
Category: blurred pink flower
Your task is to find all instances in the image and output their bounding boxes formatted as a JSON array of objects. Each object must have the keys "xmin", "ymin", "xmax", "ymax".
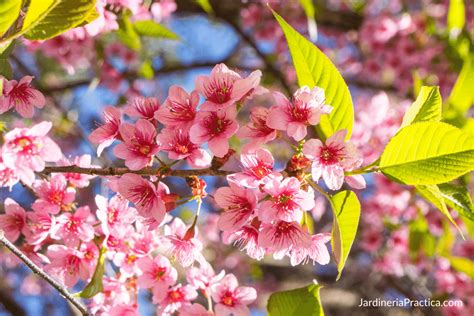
[
  {"xmin": 0, "ymin": 198, "xmax": 27, "ymax": 242},
  {"xmin": 96, "ymin": 194, "xmax": 137, "ymax": 237},
  {"xmin": 0, "ymin": 76, "xmax": 45, "ymax": 118},
  {"xmin": 162, "ymin": 218, "xmax": 204, "ymax": 267},
  {"xmin": 211, "ymin": 273, "xmax": 257, "ymax": 316},
  {"xmin": 289, "ymin": 233, "xmax": 331, "ymax": 266},
  {"xmin": 238, "ymin": 106, "xmax": 277, "ymax": 152},
  {"xmin": 137, "ymin": 254, "xmax": 177, "ymax": 292},
  {"xmin": 50, "ymin": 206, "xmax": 94, "ymax": 246},
  {"xmin": 46, "ymin": 244, "xmax": 92, "ymax": 287},
  {"xmin": 2, "ymin": 121, "xmax": 61, "ymax": 185},
  {"xmin": 153, "ymin": 283, "xmax": 198, "ymax": 315},
  {"xmin": 258, "ymin": 221, "xmax": 311, "ymax": 258},
  {"xmin": 56, "ymin": 154, "xmax": 96, "ymax": 188}
]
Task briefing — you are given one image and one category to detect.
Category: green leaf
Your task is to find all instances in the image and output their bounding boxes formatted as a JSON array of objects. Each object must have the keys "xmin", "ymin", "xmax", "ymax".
[
  {"xmin": 447, "ymin": 54, "xmax": 474, "ymax": 115},
  {"xmin": 133, "ymin": 20, "xmax": 179, "ymax": 40},
  {"xmin": 0, "ymin": 0, "xmax": 22, "ymax": 37},
  {"xmin": 449, "ymin": 256, "xmax": 474, "ymax": 279},
  {"xmin": 267, "ymin": 283, "xmax": 324, "ymax": 316},
  {"xmin": 272, "ymin": 9, "xmax": 354, "ymax": 140},
  {"xmin": 25, "ymin": 0, "xmax": 96, "ymax": 40},
  {"xmin": 299, "ymin": 0, "xmax": 317, "ymax": 41},
  {"xmin": 330, "ymin": 190, "xmax": 360, "ymax": 280},
  {"xmin": 408, "ymin": 213, "xmax": 436, "ymax": 257},
  {"xmin": 195, "ymin": 0, "xmax": 214, "ymax": 15},
  {"xmin": 138, "ymin": 59, "xmax": 154, "ymax": 79},
  {"xmin": 416, "ymin": 185, "xmax": 463, "ymax": 236},
  {"xmin": 78, "ymin": 247, "xmax": 106, "ymax": 298},
  {"xmin": 438, "ymin": 183, "xmax": 474, "ymax": 222},
  {"xmin": 380, "ymin": 122, "xmax": 474, "ymax": 185},
  {"xmin": 447, "ymin": 0, "xmax": 465, "ymax": 39},
  {"xmin": 401, "ymin": 86, "xmax": 442, "ymax": 128},
  {"xmin": 0, "ymin": 59, "xmax": 12, "ymax": 78},
  {"xmin": 117, "ymin": 15, "xmax": 141, "ymax": 51}
]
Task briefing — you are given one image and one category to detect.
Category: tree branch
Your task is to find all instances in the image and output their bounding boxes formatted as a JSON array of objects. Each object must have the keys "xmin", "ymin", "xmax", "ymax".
[
  {"xmin": 41, "ymin": 165, "xmax": 232, "ymax": 177},
  {"xmin": 0, "ymin": 231, "xmax": 90, "ymax": 316}
]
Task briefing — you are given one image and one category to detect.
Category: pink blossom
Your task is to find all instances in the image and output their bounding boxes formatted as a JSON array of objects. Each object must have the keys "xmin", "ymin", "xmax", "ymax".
[
  {"xmin": 50, "ymin": 206, "xmax": 94, "ymax": 246},
  {"xmin": 266, "ymin": 86, "xmax": 332, "ymax": 141},
  {"xmin": 124, "ymin": 96, "xmax": 160, "ymax": 120},
  {"xmin": 186, "ymin": 263, "xmax": 225, "ymax": 291},
  {"xmin": 114, "ymin": 119, "xmax": 160, "ymax": 170},
  {"xmin": 215, "ymin": 182, "xmax": 258, "ymax": 232},
  {"xmin": 180, "ymin": 304, "xmax": 214, "ymax": 316},
  {"xmin": 32, "ymin": 174, "xmax": 76, "ymax": 214},
  {"xmin": 257, "ymin": 177, "xmax": 315, "ymax": 223},
  {"xmin": 237, "ymin": 106, "xmax": 277, "ymax": 152},
  {"xmin": 156, "ymin": 85, "xmax": 199, "ymax": 130},
  {"xmin": 56, "ymin": 154, "xmax": 95, "ymax": 188},
  {"xmin": 0, "ymin": 198, "xmax": 27, "ymax": 242},
  {"xmin": 117, "ymin": 173, "xmax": 167, "ymax": 227},
  {"xmin": 108, "ymin": 305, "xmax": 139, "ymax": 316},
  {"xmin": 157, "ymin": 128, "xmax": 212, "ymax": 168},
  {"xmin": 46, "ymin": 244, "xmax": 92, "ymax": 287},
  {"xmin": 223, "ymin": 224, "xmax": 265, "ymax": 260},
  {"xmin": 0, "ymin": 76, "xmax": 45, "ymax": 118},
  {"xmin": 303, "ymin": 129, "xmax": 365, "ymax": 190},
  {"xmin": 2, "ymin": 121, "xmax": 61, "ymax": 185},
  {"xmin": 211, "ymin": 273, "xmax": 257, "ymax": 316},
  {"xmin": 0, "ymin": 154, "xmax": 19, "ymax": 189},
  {"xmin": 137, "ymin": 254, "xmax": 177, "ymax": 292},
  {"xmin": 89, "ymin": 106, "xmax": 122, "ymax": 156},
  {"xmin": 153, "ymin": 283, "xmax": 198, "ymax": 315},
  {"xmin": 195, "ymin": 63, "xmax": 262, "ymax": 111},
  {"xmin": 258, "ymin": 221, "xmax": 311, "ymax": 258},
  {"xmin": 161, "ymin": 218, "xmax": 204, "ymax": 267},
  {"xmin": 289, "ymin": 233, "xmax": 331, "ymax": 266},
  {"xmin": 189, "ymin": 108, "xmax": 239, "ymax": 157},
  {"xmin": 96, "ymin": 194, "xmax": 137, "ymax": 237},
  {"xmin": 227, "ymin": 148, "xmax": 279, "ymax": 188},
  {"xmin": 24, "ymin": 210, "xmax": 55, "ymax": 245}
]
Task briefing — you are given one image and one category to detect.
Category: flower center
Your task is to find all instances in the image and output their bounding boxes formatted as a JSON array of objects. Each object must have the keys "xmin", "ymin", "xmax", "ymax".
[
  {"xmin": 319, "ymin": 145, "xmax": 344, "ymax": 165},
  {"xmin": 169, "ymin": 289, "xmax": 183, "ymax": 301},
  {"xmin": 139, "ymin": 144, "xmax": 151, "ymax": 155},
  {"xmin": 222, "ymin": 292, "xmax": 236, "ymax": 306}
]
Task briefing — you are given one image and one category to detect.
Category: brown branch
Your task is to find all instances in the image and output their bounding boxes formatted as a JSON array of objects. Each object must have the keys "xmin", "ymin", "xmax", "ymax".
[
  {"xmin": 41, "ymin": 165, "xmax": 232, "ymax": 177},
  {"xmin": 0, "ymin": 231, "xmax": 90, "ymax": 316},
  {"xmin": 0, "ymin": 287, "xmax": 26, "ymax": 316}
]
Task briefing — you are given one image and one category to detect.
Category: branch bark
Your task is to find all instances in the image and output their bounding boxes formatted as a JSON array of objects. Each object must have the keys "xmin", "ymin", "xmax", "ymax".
[
  {"xmin": 0, "ymin": 231, "xmax": 90, "ymax": 316},
  {"xmin": 41, "ymin": 165, "xmax": 232, "ymax": 177}
]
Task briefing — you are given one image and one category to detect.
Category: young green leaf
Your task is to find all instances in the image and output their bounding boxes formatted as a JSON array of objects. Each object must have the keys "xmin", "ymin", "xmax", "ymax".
[
  {"xmin": 448, "ymin": 256, "xmax": 474, "ymax": 278},
  {"xmin": 0, "ymin": 0, "xmax": 22, "ymax": 37},
  {"xmin": 267, "ymin": 283, "xmax": 324, "ymax": 316},
  {"xmin": 117, "ymin": 15, "xmax": 141, "ymax": 51},
  {"xmin": 416, "ymin": 185, "xmax": 463, "ymax": 236},
  {"xmin": 133, "ymin": 21, "xmax": 179, "ymax": 40},
  {"xmin": 24, "ymin": 0, "xmax": 96, "ymax": 40},
  {"xmin": 447, "ymin": 54, "xmax": 474, "ymax": 115},
  {"xmin": 272, "ymin": 9, "xmax": 354, "ymax": 140},
  {"xmin": 401, "ymin": 86, "xmax": 442, "ymax": 128},
  {"xmin": 330, "ymin": 190, "xmax": 360, "ymax": 280},
  {"xmin": 195, "ymin": 0, "xmax": 214, "ymax": 15},
  {"xmin": 447, "ymin": 0, "xmax": 465, "ymax": 39},
  {"xmin": 78, "ymin": 247, "xmax": 106, "ymax": 298},
  {"xmin": 438, "ymin": 183, "xmax": 474, "ymax": 222},
  {"xmin": 380, "ymin": 122, "xmax": 474, "ymax": 185},
  {"xmin": 299, "ymin": 0, "xmax": 317, "ymax": 41}
]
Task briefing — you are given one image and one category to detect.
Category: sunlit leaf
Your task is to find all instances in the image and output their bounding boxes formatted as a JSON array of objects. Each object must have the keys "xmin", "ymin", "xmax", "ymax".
[
  {"xmin": 78, "ymin": 247, "xmax": 106, "ymax": 298},
  {"xmin": 272, "ymin": 9, "xmax": 354, "ymax": 140},
  {"xmin": 267, "ymin": 283, "xmax": 324, "ymax": 316},
  {"xmin": 133, "ymin": 20, "xmax": 179, "ymax": 40},
  {"xmin": 447, "ymin": 0, "xmax": 465, "ymax": 39},
  {"xmin": 380, "ymin": 122, "xmax": 474, "ymax": 185},
  {"xmin": 195, "ymin": 0, "xmax": 214, "ymax": 15},
  {"xmin": 25, "ymin": 0, "xmax": 96, "ymax": 40},
  {"xmin": 447, "ymin": 54, "xmax": 474, "ymax": 115},
  {"xmin": 438, "ymin": 183, "xmax": 474, "ymax": 222},
  {"xmin": 401, "ymin": 86, "xmax": 441, "ymax": 128},
  {"xmin": 0, "ymin": 0, "xmax": 22, "ymax": 37},
  {"xmin": 330, "ymin": 190, "xmax": 360, "ymax": 280}
]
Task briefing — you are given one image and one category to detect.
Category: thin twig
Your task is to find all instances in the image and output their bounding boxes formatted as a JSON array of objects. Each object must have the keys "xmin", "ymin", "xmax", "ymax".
[
  {"xmin": 41, "ymin": 165, "xmax": 232, "ymax": 177},
  {"xmin": 0, "ymin": 230, "xmax": 90, "ymax": 316}
]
